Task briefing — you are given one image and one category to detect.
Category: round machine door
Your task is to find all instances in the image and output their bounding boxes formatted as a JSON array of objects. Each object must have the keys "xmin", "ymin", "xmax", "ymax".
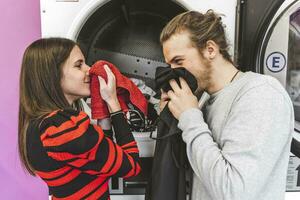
[
  {"xmin": 259, "ymin": 0, "xmax": 300, "ymax": 131},
  {"xmin": 257, "ymin": 0, "xmax": 300, "ymax": 194},
  {"xmin": 73, "ymin": 0, "xmax": 237, "ymax": 87},
  {"xmin": 76, "ymin": 0, "xmax": 187, "ymax": 87},
  {"xmin": 75, "ymin": 1, "xmax": 187, "ymax": 197}
]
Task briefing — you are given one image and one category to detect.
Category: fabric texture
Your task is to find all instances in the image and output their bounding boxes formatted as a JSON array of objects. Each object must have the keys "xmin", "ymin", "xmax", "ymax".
[
  {"xmin": 89, "ymin": 60, "xmax": 148, "ymax": 119},
  {"xmin": 155, "ymin": 66, "xmax": 198, "ymax": 92},
  {"xmin": 130, "ymin": 77, "xmax": 160, "ymax": 114},
  {"xmin": 178, "ymin": 72, "xmax": 294, "ymax": 200},
  {"xmin": 27, "ymin": 109, "xmax": 141, "ymax": 200},
  {"xmin": 146, "ymin": 66, "xmax": 198, "ymax": 200},
  {"xmin": 146, "ymin": 106, "xmax": 188, "ymax": 200}
]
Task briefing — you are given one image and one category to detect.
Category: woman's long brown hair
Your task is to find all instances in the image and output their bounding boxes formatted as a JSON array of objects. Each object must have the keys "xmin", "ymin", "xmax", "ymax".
[{"xmin": 18, "ymin": 38, "xmax": 81, "ymax": 175}]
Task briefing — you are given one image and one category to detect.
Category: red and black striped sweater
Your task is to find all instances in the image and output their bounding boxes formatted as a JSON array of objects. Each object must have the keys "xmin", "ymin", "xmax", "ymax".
[{"xmin": 26, "ymin": 109, "xmax": 141, "ymax": 200}]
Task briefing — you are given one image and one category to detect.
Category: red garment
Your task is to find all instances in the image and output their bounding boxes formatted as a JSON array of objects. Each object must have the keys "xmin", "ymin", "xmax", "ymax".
[{"xmin": 89, "ymin": 60, "xmax": 148, "ymax": 119}]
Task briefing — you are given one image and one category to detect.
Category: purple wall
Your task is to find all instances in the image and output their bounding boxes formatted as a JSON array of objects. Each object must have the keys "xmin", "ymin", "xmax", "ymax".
[{"xmin": 0, "ymin": 0, "xmax": 48, "ymax": 199}]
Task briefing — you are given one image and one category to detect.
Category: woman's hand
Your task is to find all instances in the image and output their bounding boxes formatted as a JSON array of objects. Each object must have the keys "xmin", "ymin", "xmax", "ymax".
[
  {"xmin": 167, "ymin": 78, "xmax": 198, "ymax": 119},
  {"xmin": 98, "ymin": 65, "xmax": 121, "ymax": 112}
]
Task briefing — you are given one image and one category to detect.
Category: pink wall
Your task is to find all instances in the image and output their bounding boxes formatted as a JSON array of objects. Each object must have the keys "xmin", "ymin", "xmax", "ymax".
[{"xmin": 0, "ymin": 0, "xmax": 48, "ymax": 199}]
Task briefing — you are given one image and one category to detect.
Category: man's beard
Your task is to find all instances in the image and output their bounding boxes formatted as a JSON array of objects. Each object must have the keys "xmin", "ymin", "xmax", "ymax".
[{"xmin": 195, "ymin": 57, "xmax": 213, "ymax": 94}]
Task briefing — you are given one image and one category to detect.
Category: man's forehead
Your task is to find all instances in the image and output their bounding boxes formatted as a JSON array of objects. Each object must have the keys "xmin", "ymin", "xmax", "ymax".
[
  {"xmin": 163, "ymin": 32, "xmax": 193, "ymax": 62},
  {"xmin": 171, "ymin": 31, "xmax": 191, "ymax": 43}
]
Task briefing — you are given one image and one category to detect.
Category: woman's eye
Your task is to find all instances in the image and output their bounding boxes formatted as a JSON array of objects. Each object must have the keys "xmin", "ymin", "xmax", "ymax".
[{"xmin": 75, "ymin": 63, "xmax": 82, "ymax": 68}]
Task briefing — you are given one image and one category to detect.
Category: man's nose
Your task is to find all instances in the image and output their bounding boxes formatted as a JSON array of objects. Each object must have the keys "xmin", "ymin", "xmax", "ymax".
[{"xmin": 170, "ymin": 64, "xmax": 179, "ymax": 69}]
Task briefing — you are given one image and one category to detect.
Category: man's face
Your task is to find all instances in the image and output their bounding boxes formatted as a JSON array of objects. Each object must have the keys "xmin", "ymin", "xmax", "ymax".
[{"xmin": 162, "ymin": 31, "xmax": 212, "ymax": 92}]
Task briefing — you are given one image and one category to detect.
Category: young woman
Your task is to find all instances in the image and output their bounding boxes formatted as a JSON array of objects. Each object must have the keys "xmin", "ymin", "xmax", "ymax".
[{"xmin": 18, "ymin": 38, "xmax": 140, "ymax": 200}]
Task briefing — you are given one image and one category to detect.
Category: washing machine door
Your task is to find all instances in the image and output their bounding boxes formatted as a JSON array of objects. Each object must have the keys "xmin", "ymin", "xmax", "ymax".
[
  {"xmin": 254, "ymin": 0, "xmax": 300, "ymax": 194},
  {"xmin": 75, "ymin": 1, "xmax": 188, "ymax": 198},
  {"xmin": 76, "ymin": 0, "xmax": 188, "ymax": 88}
]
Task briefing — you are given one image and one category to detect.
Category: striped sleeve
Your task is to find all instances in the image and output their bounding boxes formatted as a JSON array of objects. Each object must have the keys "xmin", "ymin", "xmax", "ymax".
[{"xmin": 39, "ymin": 109, "xmax": 141, "ymax": 178}]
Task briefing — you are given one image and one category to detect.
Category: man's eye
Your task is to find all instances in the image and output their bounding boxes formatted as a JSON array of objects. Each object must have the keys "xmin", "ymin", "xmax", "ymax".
[{"xmin": 175, "ymin": 60, "xmax": 182, "ymax": 65}]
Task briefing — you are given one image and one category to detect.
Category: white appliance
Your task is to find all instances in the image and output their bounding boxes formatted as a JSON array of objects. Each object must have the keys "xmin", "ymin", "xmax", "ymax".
[
  {"xmin": 40, "ymin": 0, "xmax": 236, "ymax": 199},
  {"xmin": 40, "ymin": 0, "xmax": 237, "ymax": 55}
]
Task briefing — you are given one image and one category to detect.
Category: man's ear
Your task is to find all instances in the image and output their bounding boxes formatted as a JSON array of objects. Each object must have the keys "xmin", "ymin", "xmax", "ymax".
[{"xmin": 202, "ymin": 40, "xmax": 219, "ymax": 60}]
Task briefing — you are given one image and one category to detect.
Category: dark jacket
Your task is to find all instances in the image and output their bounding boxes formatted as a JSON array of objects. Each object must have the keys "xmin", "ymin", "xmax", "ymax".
[
  {"xmin": 145, "ymin": 66, "xmax": 197, "ymax": 200},
  {"xmin": 146, "ymin": 106, "xmax": 188, "ymax": 200}
]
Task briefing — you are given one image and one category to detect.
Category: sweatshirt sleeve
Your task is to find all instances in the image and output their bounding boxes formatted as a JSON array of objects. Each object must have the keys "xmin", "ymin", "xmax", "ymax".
[
  {"xmin": 178, "ymin": 83, "xmax": 293, "ymax": 200},
  {"xmin": 39, "ymin": 109, "xmax": 140, "ymax": 178}
]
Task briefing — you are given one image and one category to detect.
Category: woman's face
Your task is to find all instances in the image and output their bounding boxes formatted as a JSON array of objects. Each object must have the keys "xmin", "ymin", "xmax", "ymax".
[{"xmin": 60, "ymin": 45, "xmax": 90, "ymax": 104}]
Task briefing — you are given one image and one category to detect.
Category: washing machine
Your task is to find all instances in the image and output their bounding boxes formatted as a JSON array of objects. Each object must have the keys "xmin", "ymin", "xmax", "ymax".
[
  {"xmin": 237, "ymin": 0, "xmax": 300, "ymax": 199},
  {"xmin": 40, "ymin": 0, "xmax": 237, "ymax": 199}
]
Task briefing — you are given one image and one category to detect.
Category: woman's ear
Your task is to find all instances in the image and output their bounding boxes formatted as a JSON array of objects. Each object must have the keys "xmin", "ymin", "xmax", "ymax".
[{"xmin": 202, "ymin": 40, "xmax": 219, "ymax": 60}]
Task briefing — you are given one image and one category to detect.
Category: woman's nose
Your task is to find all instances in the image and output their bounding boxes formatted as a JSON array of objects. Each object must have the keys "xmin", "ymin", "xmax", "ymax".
[{"xmin": 84, "ymin": 64, "xmax": 90, "ymax": 75}]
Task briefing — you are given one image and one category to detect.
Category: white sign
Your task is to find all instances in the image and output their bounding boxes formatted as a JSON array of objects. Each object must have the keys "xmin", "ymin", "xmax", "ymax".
[
  {"xmin": 286, "ymin": 156, "xmax": 300, "ymax": 191},
  {"xmin": 266, "ymin": 52, "xmax": 286, "ymax": 72}
]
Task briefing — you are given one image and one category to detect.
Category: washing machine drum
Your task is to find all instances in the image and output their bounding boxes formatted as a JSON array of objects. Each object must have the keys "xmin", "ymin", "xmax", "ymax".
[{"xmin": 77, "ymin": 0, "xmax": 186, "ymax": 89}]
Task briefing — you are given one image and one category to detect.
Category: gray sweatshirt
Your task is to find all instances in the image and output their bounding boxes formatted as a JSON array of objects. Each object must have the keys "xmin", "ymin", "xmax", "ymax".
[{"xmin": 178, "ymin": 72, "xmax": 294, "ymax": 200}]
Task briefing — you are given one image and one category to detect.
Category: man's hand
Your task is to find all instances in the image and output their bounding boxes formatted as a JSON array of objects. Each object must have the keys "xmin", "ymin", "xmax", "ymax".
[
  {"xmin": 167, "ymin": 77, "xmax": 198, "ymax": 119},
  {"xmin": 159, "ymin": 89, "xmax": 169, "ymax": 114}
]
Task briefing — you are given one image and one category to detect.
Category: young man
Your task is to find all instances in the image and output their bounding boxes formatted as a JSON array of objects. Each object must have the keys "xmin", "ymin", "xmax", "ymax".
[{"xmin": 160, "ymin": 10, "xmax": 294, "ymax": 200}]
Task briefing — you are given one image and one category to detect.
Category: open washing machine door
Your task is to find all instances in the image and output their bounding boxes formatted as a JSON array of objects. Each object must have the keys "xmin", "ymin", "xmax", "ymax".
[
  {"xmin": 40, "ymin": 0, "xmax": 237, "ymax": 198},
  {"xmin": 40, "ymin": 0, "xmax": 237, "ymax": 56},
  {"xmin": 40, "ymin": 0, "xmax": 238, "ymax": 135},
  {"xmin": 40, "ymin": 0, "xmax": 237, "ymax": 96}
]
